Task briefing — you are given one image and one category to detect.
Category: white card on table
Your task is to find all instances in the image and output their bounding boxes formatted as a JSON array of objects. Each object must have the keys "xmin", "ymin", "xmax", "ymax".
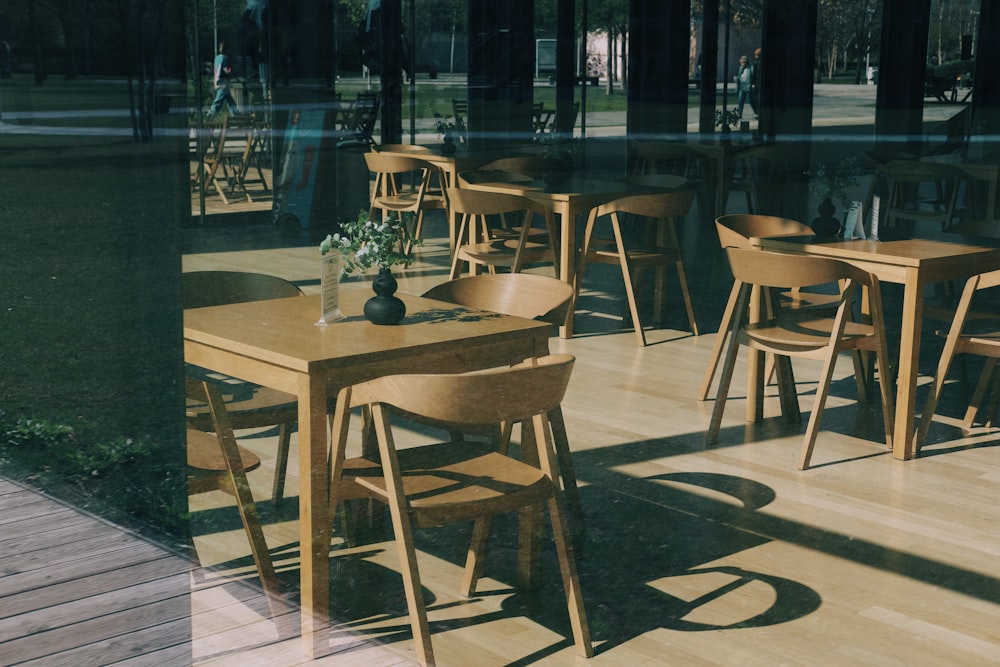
[
  {"xmin": 317, "ymin": 252, "xmax": 345, "ymax": 325},
  {"xmin": 869, "ymin": 195, "xmax": 880, "ymax": 241},
  {"xmin": 844, "ymin": 200, "xmax": 865, "ymax": 240}
]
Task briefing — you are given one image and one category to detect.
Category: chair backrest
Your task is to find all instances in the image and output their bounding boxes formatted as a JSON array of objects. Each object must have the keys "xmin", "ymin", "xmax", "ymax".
[
  {"xmin": 619, "ymin": 174, "xmax": 692, "ymax": 191},
  {"xmin": 365, "ymin": 152, "xmax": 442, "ymax": 204},
  {"xmin": 346, "ymin": 354, "xmax": 575, "ymax": 426},
  {"xmin": 364, "ymin": 151, "xmax": 437, "ymax": 178},
  {"xmin": 725, "ymin": 247, "xmax": 873, "ymax": 292},
  {"xmin": 477, "ymin": 156, "xmax": 550, "ymax": 178},
  {"xmin": 715, "ymin": 214, "xmax": 812, "ymax": 250},
  {"xmin": 181, "ymin": 271, "xmax": 303, "ymax": 310},
  {"xmin": 375, "ymin": 143, "xmax": 433, "ymax": 155},
  {"xmin": 883, "ymin": 159, "xmax": 968, "ymax": 185},
  {"xmin": 421, "ymin": 274, "xmax": 574, "ymax": 326},
  {"xmin": 592, "ymin": 190, "xmax": 694, "ymax": 220},
  {"xmin": 447, "ymin": 186, "xmax": 547, "ymax": 217}
]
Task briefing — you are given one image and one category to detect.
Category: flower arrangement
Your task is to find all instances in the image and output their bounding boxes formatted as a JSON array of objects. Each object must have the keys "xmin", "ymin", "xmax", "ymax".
[
  {"xmin": 807, "ymin": 156, "xmax": 861, "ymax": 206},
  {"xmin": 433, "ymin": 114, "xmax": 464, "ymax": 139},
  {"xmin": 319, "ymin": 209, "xmax": 419, "ymax": 276},
  {"xmin": 714, "ymin": 107, "xmax": 741, "ymax": 130}
]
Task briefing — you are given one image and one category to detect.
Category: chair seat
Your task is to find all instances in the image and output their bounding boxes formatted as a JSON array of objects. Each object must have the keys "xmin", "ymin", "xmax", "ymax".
[
  {"xmin": 186, "ymin": 384, "xmax": 297, "ymax": 430},
  {"xmin": 459, "ymin": 239, "xmax": 555, "ymax": 266},
  {"xmin": 345, "ymin": 447, "xmax": 553, "ymax": 526},
  {"xmin": 585, "ymin": 245, "xmax": 683, "ymax": 266},
  {"xmin": 375, "ymin": 193, "xmax": 447, "ymax": 211},
  {"xmin": 745, "ymin": 315, "xmax": 876, "ymax": 349},
  {"xmin": 187, "ymin": 428, "xmax": 262, "ymax": 472},
  {"xmin": 957, "ymin": 330, "xmax": 1000, "ymax": 356}
]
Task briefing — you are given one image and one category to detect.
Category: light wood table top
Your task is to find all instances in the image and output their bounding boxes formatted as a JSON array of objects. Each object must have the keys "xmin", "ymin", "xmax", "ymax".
[
  {"xmin": 461, "ymin": 175, "xmax": 668, "ymax": 337},
  {"xmin": 184, "ymin": 287, "xmax": 552, "ymax": 658},
  {"xmin": 755, "ymin": 233, "xmax": 1000, "ymax": 460}
]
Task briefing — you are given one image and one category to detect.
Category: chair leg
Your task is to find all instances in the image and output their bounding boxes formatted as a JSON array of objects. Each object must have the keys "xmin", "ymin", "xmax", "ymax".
[
  {"xmin": 797, "ymin": 352, "xmax": 840, "ymax": 470},
  {"xmin": 547, "ymin": 407, "xmax": 584, "ymax": 543},
  {"xmin": 530, "ymin": 414, "xmax": 592, "ymax": 658},
  {"xmin": 984, "ymin": 369, "xmax": 1000, "ymax": 429},
  {"xmin": 674, "ymin": 257, "xmax": 700, "ymax": 336},
  {"xmin": 224, "ymin": 471, "xmax": 282, "ymax": 606},
  {"xmin": 963, "ymin": 358, "xmax": 997, "ymax": 429},
  {"xmin": 707, "ymin": 285, "xmax": 750, "ymax": 444},
  {"xmin": 461, "ymin": 516, "xmax": 492, "ymax": 597},
  {"xmin": 271, "ymin": 422, "xmax": 292, "ymax": 506},
  {"xmin": 619, "ymin": 252, "xmax": 647, "ymax": 346},
  {"xmin": 774, "ymin": 355, "xmax": 801, "ymax": 423},
  {"xmin": 698, "ymin": 280, "xmax": 741, "ymax": 401}
]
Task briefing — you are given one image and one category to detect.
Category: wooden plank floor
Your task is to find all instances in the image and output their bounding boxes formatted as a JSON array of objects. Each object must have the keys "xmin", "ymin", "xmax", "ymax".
[
  {"xmin": 175, "ymin": 209, "xmax": 1000, "ymax": 666},
  {"xmin": 7, "ymin": 201, "xmax": 1000, "ymax": 665}
]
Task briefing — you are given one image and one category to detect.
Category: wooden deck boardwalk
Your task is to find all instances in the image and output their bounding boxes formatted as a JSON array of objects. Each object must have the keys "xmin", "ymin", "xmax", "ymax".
[{"xmin": 0, "ymin": 477, "xmax": 198, "ymax": 665}]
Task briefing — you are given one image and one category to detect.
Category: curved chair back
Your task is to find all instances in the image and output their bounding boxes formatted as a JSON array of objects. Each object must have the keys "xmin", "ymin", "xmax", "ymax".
[
  {"xmin": 725, "ymin": 246, "xmax": 873, "ymax": 291},
  {"xmin": 422, "ymin": 273, "xmax": 574, "ymax": 327},
  {"xmin": 619, "ymin": 173, "xmax": 692, "ymax": 191},
  {"xmin": 446, "ymin": 186, "xmax": 547, "ymax": 218},
  {"xmin": 182, "ymin": 271, "xmax": 303, "ymax": 309},
  {"xmin": 348, "ymin": 354, "xmax": 575, "ymax": 425},
  {"xmin": 477, "ymin": 155, "xmax": 550, "ymax": 177},
  {"xmin": 715, "ymin": 214, "xmax": 812, "ymax": 250},
  {"xmin": 446, "ymin": 187, "xmax": 559, "ymax": 278},
  {"xmin": 592, "ymin": 189, "xmax": 695, "ymax": 220}
]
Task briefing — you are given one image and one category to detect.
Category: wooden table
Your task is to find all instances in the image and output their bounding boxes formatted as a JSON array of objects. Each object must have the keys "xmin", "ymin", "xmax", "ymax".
[
  {"xmin": 374, "ymin": 143, "xmax": 531, "ymax": 189},
  {"xmin": 755, "ymin": 233, "xmax": 1000, "ymax": 460},
  {"xmin": 184, "ymin": 288, "xmax": 552, "ymax": 658},
  {"xmin": 685, "ymin": 140, "xmax": 759, "ymax": 220},
  {"xmin": 461, "ymin": 175, "xmax": 666, "ymax": 337}
]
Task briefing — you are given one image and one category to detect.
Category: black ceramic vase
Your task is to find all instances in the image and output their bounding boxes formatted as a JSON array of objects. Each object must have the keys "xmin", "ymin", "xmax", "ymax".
[
  {"xmin": 811, "ymin": 198, "xmax": 841, "ymax": 236},
  {"xmin": 364, "ymin": 267, "xmax": 406, "ymax": 325},
  {"xmin": 440, "ymin": 136, "xmax": 457, "ymax": 155}
]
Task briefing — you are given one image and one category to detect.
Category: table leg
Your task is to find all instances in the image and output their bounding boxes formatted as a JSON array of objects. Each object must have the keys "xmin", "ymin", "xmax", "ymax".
[
  {"xmin": 557, "ymin": 202, "xmax": 576, "ymax": 339},
  {"xmin": 299, "ymin": 373, "xmax": 331, "ymax": 657},
  {"xmin": 895, "ymin": 270, "xmax": 924, "ymax": 459},
  {"xmin": 745, "ymin": 284, "xmax": 765, "ymax": 422},
  {"xmin": 986, "ymin": 168, "xmax": 997, "ymax": 222}
]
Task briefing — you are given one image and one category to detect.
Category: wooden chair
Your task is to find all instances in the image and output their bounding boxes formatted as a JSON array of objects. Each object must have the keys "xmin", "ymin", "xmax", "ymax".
[
  {"xmin": 451, "ymin": 98, "xmax": 468, "ymax": 142},
  {"xmin": 352, "ymin": 92, "xmax": 380, "ymax": 144},
  {"xmin": 186, "ymin": 376, "xmax": 280, "ymax": 605},
  {"xmin": 917, "ymin": 269, "xmax": 1000, "ymax": 447},
  {"xmin": 631, "ymin": 140, "xmax": 705, "ymax": 181},
  {"xmin": 220, "ymin": 114, "xmax": 268, "ymax": 203},
  {"xmin": 447, "ymin": 186, "xmax": 560, "ymax": 279},
  {"xmin": 573, "ymin": 190, "xmax": 698, "ymax": 346},
  {"xmin": 182, "ymin": 271, "xmax": 303, "ymax": 506},
  {"xmin": 364, "ymin": 152, "xmax": 448, "ymax": 258},
  {"xmin": 328, "ymin": 354, "xmax": 592, "ymax": 666},
  {"xmin": 879, "ymin": 159, "xmax": 971, "ymax": 232},
  {"xmin": 421, "ymin": 273, "xmax": 574, "ymax": 328},
  {"xmin": 706, "ymin": 248, "xmax": 895, "ymax": 470},
  {"xmin": 698, "ymin": 214, "xmax": 848, "ymax": 401},
  {"xmin": 630, "ymin": 140, "xmax": 711, "ymax": 222},
  {"xmin": 726, "ymin": 144, "xmax": 798, "ymax": 217},
  {"xmin": 195, "ymin": 115, "xmax": 230, "ymax": 201},
  {"xmin": 421, "ymin": 274, "xmax": 581, "ymax": 530}
]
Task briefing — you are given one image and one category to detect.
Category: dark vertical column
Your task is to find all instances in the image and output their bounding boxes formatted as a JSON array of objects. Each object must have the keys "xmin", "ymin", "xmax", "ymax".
[
  {"xmin": 626, "ymin": 0, "xmax": 691, "ymax": 139},
  {"xmin": 380, "ymin": 0, "xmax": 403, "ymax": 145},
  {"xmin": 760, "ymin": 0, "xmax": 817, "ymax": 219},
  {"xmin": 554, "ymin": 0, "xmax": 575, "ymax": 136},
  {"xmin": 699, "ymin": 0, "xmax": 719, "ymax": 135},
  {"xmin": 760, "ymin": 0, "xmax": 816, "ymax": 144},
  {"xmin": 468, "ymin": 0, "xmax": 535, "ymax": 149},
  {"xmin": 971, "ymin": 0, "xmax": 1000, "ymax": 154},
  {"xmin": 874, "ymin": 0, "xmax": 930, "ymax": 155}
]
